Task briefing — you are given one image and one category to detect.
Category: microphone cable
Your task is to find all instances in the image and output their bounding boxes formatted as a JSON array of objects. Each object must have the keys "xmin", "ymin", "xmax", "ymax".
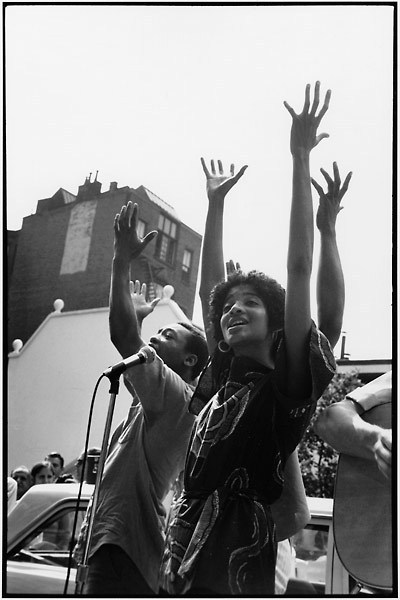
[{"xmin": 62, "ymin": 373, "xmax": 105, "ymax": 596}]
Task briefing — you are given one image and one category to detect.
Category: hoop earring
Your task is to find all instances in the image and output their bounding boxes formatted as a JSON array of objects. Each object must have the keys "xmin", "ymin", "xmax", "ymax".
[{"xmin": 218, "ymin": 340, "xmax": 231, "ymax": 353}]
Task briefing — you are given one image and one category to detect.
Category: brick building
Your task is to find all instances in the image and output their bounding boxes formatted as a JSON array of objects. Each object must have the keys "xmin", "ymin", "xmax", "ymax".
[{"xmin": 7, "ymin": 174, "xmax": 202, "ymax": 350}]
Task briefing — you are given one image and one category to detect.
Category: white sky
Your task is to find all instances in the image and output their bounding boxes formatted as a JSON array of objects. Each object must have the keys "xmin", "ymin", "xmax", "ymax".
[{"xmin": 5, "ymin": 3, "xmax": 394, "ymax": 360}]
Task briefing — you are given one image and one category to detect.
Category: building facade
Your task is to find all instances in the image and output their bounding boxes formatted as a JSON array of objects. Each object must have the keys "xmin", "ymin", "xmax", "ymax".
[{"xmin": 7, "ymin": 174, "xmax": 202, "ymax": 350}]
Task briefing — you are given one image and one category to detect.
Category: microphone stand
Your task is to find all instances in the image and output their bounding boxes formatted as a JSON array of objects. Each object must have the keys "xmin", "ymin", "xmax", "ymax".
[{"xmin": 75, "ymin": 373, "xmax": 120, "ymax": 595}]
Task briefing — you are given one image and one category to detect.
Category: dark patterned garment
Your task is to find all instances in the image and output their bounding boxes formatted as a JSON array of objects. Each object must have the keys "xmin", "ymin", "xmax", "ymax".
[{"xmin": 160, "ymin": 323, "xmax": 335, "ymax": 596}]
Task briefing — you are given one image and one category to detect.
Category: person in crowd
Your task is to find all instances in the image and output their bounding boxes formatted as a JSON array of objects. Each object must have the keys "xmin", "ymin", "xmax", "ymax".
[
  {"xmin": 31, "ymin": 460, "xmax": 55, "ymax": 485},
  {"xmin": 73, "ymin": 201, "xmax": 208, "ymax": 596},
  {"xmin": 160, "ymin": 81, "xmax": 337, "ymax": 596},
  {"xmin": 314, "ymin": 370, "xmax": 392, "ymax": 479},
  {"xmin": 44, "ymin": 451, "xmax": 75, "ymax": 482},
  {"xmin": 75, "ymin": 447, "xmax": 101, "ymax": 484},
  {"xmin": 10, "ymin": 465, "xmax": 32, "ymax": 499}
]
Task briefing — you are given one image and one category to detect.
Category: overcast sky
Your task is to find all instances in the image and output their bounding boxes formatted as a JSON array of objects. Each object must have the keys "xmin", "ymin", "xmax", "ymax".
[{"xmin": 6, "ymin": 3, "xmax": 393, "ymax": 360}]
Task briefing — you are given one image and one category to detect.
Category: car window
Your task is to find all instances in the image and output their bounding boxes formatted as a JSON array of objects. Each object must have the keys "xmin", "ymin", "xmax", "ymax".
[
  {"xmin": 286, "ymin": 523, "xmax": 330, "ymax": 595},
  {"xmin": 9, "ymin": 507, "xmax": 85, "ymax": 568}
]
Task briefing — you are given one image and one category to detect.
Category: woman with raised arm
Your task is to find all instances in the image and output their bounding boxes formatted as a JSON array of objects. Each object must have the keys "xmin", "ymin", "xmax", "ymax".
[{"xmin": 160, "ymin": 82, "xmax": 337, "ymax": 596}]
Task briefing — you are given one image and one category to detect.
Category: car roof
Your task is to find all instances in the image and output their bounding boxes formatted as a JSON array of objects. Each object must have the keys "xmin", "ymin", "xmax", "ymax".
[
  {"xmin": 307, "ymin": 495, "xmax": 333, "ymax": 518},
  {"xmin": 8, "ymin": 483, "xmax": 94, "ymax": 551}
]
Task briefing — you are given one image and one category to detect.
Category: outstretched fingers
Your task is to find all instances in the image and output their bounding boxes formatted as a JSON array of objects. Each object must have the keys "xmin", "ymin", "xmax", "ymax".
[
  {"xmin": 301, "ymin": 83, "xmax": 311, "ymax": 115},
  {"xmin": 283, "ymin": 100, "xmax": 297, "ymax": 119},
  {"xmin": 310, "ymin": 81, "xmax": 320, "ymax": 116},
  {"xmin": 200, "ymin": 157, "xmax": 211, "ymax": 177},
  {"xmin": 339, "ymin": 171, "xmax": 353, "ymax": 200},
  {"xmin": 311, "ymin": 177, "xmax": 324, "ymax": 197},
  {"xmin": 316, "ymin": 88, "xmax": 331, "ymax": 123}
]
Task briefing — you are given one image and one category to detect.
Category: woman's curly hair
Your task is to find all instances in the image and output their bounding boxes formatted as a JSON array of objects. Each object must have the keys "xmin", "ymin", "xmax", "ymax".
[{"xmin": 208, "ymin": 270, "xmax": 286, "ymax": 343}]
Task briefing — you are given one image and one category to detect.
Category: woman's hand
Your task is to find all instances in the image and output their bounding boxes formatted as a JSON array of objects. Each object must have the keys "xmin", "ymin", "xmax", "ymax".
[
  {"xmin": 312, "ymin": 162, "xmax": 352, "ymax": 234},
  {"xmin": 201, "ymin": 157, "xmax": 247, "ymax": 202},
  {"xmin": 284, "ymin": 81, "xmax": 331, "ymax": 158}
]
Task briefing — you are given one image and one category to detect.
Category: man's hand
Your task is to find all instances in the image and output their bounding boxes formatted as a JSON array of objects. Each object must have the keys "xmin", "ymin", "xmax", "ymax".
[
  {"xmin": 312, "ymin": 162, "xmax": 352, "ymax": 235},
  {"xmin": 130, "ymin": 280, "xmax": 160, "ymax": 322},
  {"xmin": 284, "ymin": 81, "xmax": 331, "ymax": 158},
  {"xmin": 114, "ymin": 201, "xmax": 158, "ymax": 260},
  {"xmin": 374, "ymin": 429, "xmax": 392, "ymax": 480},
  {"xmin": 201, "ymin": 157, "xmax": 247, "ymax": 202}
]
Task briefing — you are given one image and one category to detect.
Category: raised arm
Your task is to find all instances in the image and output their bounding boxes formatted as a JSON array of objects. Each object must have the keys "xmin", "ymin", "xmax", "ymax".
[
  {"xmin": 312, "ymin": 162, "xmax": 352, "ymax": 348},
  {"xmin": 109, "ymin": 201, "xmax": 158, "ymax": 358},
  {"xmin": 283, "ymin": 82, "xmax": 330, "ymax": 398},
  {"xmin": 199, "ymin": 158, "xmax": 247, "ymax": 352}
]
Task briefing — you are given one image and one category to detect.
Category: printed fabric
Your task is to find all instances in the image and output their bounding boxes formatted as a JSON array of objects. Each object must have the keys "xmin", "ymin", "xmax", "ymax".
[{"xmin": 160, "ymin": 323, "xmax": 335, "ymax": 596}]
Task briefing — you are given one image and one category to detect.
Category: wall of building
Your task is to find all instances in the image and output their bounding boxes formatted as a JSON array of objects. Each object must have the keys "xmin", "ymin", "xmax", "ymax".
[
  {"xmin": 7, "ymin": 291, "xmax": 193, "ymax": 474},
  {"xmin": 7, "ymin": 178, "xmax": 202, "ymax": 350}
]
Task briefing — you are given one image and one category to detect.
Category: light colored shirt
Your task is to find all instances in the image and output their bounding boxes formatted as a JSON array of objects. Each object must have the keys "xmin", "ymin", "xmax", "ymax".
[
  {"xmin": 82, "ymin": 354, "xmax": 195, "ymax": 592},
  {"xmin": 347, "ymin": 370, "xmax": 391, "ymax": 412}
]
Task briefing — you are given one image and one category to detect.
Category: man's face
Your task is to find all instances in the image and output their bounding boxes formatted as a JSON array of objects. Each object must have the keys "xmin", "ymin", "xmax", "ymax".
[
  {"xmin": 149, "ymin": 324, "xmax": 192, "ymax": 375},
  {"xmin": 12, "ymin": 470, "xmax": 31, "ymax": 499},
  {"xmin": 47, "ymin": 457, "xmax": 63, "ymax": 477}
]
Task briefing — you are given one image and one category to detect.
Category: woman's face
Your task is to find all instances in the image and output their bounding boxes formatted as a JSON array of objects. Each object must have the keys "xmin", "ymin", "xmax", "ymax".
[
  {"xmin": 34, "ymin": 466, "xmax": 54, "ymax": 485},
  {"xmin": 220, "ymin": 284, "xmax": 269, "ymax": 353}
]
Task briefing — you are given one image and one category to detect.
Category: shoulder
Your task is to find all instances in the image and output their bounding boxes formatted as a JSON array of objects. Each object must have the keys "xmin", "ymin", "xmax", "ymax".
[{"xmin": 124, "ymin": 353, "xmax": 193, "ymax": 416}]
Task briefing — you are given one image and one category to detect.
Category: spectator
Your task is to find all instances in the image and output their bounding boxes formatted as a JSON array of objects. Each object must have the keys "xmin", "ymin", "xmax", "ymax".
[
  {"xmin": 31, "ymin": 461, "xmax": 55, "ymax": 485},
  {"xmin": 45, "ymin": 452, "xmax": 64, "ymax": 479},
  {"xmin": 75, "ymin": 448, "xmax": 101, "ymax": 484},
  {"xmin": 45, "ymin": 451, "xmax": 75, "ymax": 483},
  {"xmin": 11, "ymin": 465, "xmax": 32, "ymax": 499}
]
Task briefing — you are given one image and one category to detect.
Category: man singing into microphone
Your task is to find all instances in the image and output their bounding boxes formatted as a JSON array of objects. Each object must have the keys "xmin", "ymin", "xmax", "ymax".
[{"xmin": 74, "ymin": 201, "xmax": 208, "ymax": 596}]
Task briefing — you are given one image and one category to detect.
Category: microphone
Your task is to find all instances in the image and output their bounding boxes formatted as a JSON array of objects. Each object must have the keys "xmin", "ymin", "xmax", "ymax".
[{"xmin": 103, "ymin": 345, "xmax": 156, "ymax": 377}]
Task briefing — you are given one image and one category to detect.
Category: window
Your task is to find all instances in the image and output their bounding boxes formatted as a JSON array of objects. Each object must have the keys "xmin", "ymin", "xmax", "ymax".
[
  {"xmin": 137, "ymin": 218, "xmax": 146, "ymax": 239},
  {"xmin": 155, "ymin": 214, "xmax": 177, "ymax": 264},
  {"xmin": 287, "ymin": 523, "xmax": 330, "ymax": 594},
  {"xmin": 182, "ymin": 249, "xmax": 193, "ymax": 283}
]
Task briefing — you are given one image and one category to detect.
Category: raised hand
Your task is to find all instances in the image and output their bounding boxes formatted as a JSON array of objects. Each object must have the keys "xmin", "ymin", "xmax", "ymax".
[
  {"xmin": 129, "ymin": 280, "xmax": 160, "ymax": 322},
  {"xmin": 312, "ymin": 162, "xmax": 352, "ymax": 234},
  {"xmin": 114, "ymin": 201, "xmax": 158, "ymax": 260},
  {"xmin": 201, "ymin": 157, "xmax": 247, "ymax": 202},
  {"xmin": 284, "ymin": 81, "xmax": 331, "ymax": 157},
  {"xmin": 226, "ymin": 260, "xmax": 241, "ymax": 278}
]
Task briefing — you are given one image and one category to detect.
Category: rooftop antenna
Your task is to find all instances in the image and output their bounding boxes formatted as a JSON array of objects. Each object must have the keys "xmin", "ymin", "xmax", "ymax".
[
  {"xmin": 94, "ymin": 170, "xmax": 98, "ymax": 182},
  {"xmin": 89, "ymin": 172, "xmax": 92, "ymax": 182}
]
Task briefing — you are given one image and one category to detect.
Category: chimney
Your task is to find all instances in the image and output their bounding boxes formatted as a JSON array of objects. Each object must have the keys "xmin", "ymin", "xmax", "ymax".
[{"xmin": 109, "ymin": 182, "xmax": 118, "ymax": 192}]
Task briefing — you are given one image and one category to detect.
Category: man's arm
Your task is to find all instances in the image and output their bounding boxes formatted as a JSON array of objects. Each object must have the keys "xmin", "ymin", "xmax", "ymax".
[
  {"xmin": 283, "ymin": 82, "xmax": 330, "ymax": 398},
  {"xmin": 314, "ymin": 399, "xmax": 392, "ymax": 479},
  {"xmin": 313, "ymin": 162, "xmax": 352, "ymax": 348},
  {"xmin": 109, "ymin": 201, "xmax": 158, "ymax": 358},
  {"xmin": 199, "ymin": 158, "xmax": 247, "ymax": 352}
]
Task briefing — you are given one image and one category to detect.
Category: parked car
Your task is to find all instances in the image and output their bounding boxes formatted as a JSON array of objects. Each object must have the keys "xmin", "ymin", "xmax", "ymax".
[{"xmin": 6, "ymin": 484, "xmax": 360, "ymax": 595}]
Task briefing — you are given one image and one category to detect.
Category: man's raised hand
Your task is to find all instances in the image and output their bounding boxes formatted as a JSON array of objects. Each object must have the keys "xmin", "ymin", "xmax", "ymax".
[
  {"xmin": 201, "ymin": 157, "xmax": 247, "ymax": 202},
  {"xmin": 114, "ymin": 201, "xmax": 158, "ymax": 260}
]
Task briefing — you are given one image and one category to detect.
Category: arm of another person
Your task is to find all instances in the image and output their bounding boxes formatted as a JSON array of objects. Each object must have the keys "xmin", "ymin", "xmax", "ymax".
[
  {"xmin": 199, "ymin": 158, "xmax": 247, "ymax": 352},
  {"xmin": 314, "ymin": 399, "xmax": 391, "ymax": 479},
  {"xmin": 283, "ymin": 82, "xmax": 331, "ymax": 398},
  {"xmin": 313, "ymin": 162, "xmax": 352, "ymax": 348},
  {"xmin": 109, "ymin": 200, "xmax": 158, "ymax": 358}
]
